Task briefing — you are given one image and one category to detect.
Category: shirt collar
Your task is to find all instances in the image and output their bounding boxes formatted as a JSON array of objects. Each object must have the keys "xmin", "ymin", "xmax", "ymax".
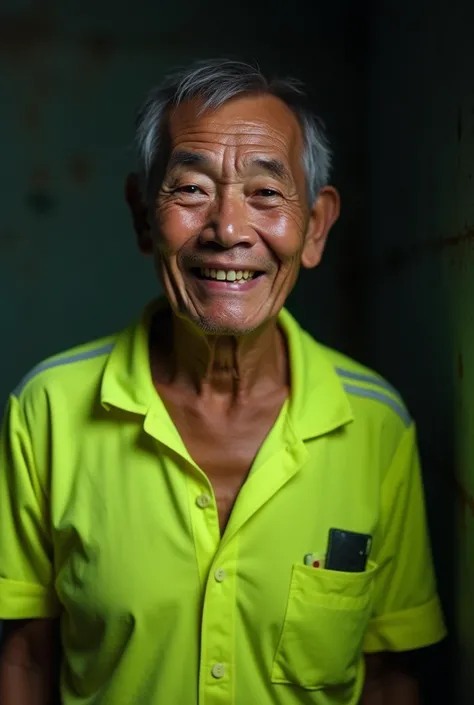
[
  {"xmin": 100, "ymin": 300, "xmax": 160, "ymax": 414},
  {"xmin": 101, "ymin": 300, "xmax": 353, "ymax": 438},
  {"xmin": 278, "ymin": 308, "xmax": 354, "ymax": 440}
]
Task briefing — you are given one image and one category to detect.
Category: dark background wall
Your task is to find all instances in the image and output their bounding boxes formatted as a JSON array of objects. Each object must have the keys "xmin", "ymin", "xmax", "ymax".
[
  {"xmin": 2, "ymin": 0, "xmax": 473, "ymax": 702},
  {"xmin": 0, "ymin": 0, "xmax": 368, "ymax": 407},
  {"xmin": 366, "ymin": 1, "xmax": 474, "ymax": 702}
]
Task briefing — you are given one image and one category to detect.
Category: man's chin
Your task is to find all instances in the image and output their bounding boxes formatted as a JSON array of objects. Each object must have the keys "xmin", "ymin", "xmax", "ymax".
[
  {"xmin": 193, "ymin": 317, "xmax": 261, "ymax": 337},
  {"xmin": 170, "ymin": 293, "xmax": 275, "ymax": 337},
  {"xmin": 180, "ymin": 309, "xmax": 266, "ymax": 337}
]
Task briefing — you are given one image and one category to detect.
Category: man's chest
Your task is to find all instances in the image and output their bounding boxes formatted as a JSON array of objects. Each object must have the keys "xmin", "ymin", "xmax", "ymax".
[
  {"xmin": 50, "ymin": 426, "xmax": 382, "ymax": 704},
  {"xmin": 51, "ymin": 424, "xmax": 381, "ymax": 604},
  {"xmin": 154, "ymin": 391, "xmax": 289, "ymax": 532}
]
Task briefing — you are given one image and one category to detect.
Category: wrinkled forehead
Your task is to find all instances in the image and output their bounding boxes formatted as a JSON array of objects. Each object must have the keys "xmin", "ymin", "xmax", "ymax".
[{"xmin": 166, "ymin": 94, "xmax": 305, "ymax": 174}]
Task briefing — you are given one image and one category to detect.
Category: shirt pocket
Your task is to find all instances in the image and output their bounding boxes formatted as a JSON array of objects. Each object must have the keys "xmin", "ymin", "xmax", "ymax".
[{"xmin": 271, "ymin": 560, "xmax": 378, "ymax": 690}]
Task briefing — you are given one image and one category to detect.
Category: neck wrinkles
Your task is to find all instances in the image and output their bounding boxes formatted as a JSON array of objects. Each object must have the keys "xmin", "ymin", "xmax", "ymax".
[{"xmin": 150, "ymin": 308, "xmax": 289, "ymax": 400}]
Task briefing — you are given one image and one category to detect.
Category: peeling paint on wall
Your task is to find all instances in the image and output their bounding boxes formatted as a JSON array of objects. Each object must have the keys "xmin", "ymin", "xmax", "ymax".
[{"xmin": 384, "ymin": 225, "xmax": 474, "ymax": 271}]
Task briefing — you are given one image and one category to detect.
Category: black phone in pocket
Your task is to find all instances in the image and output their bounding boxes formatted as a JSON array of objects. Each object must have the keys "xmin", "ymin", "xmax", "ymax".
[{"xmin": 325, "ymin": 528, "xmax": 372, "ymax": 572}]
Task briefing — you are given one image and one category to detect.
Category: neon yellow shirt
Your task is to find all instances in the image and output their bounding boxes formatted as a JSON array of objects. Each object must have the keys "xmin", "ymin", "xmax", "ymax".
[{"xmin": 0, "ymin": 302, "xmax": 446, "ymax": 705}]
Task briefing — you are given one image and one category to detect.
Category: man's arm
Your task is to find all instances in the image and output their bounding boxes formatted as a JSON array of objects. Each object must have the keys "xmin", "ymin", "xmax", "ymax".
[
  {"xmin": 0, "ymin": 395, "xmax": 62, "ymax": 704},
  {"xmin": 362, "ymin": 423, "xmax": 446, "ymax": 704},
  {"xmin": 0, "ymin": 619, "xmax": 55, "ymax": 705},
  {"xmin": 361, "ymin": 652, "xmax": 419, "ymax": 705}
]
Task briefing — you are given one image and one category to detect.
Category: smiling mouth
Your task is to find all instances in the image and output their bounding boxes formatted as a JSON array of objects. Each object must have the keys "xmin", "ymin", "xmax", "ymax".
[{"xmin": 192, "ymin": 267, "xmax": 263, "ymax": 283}]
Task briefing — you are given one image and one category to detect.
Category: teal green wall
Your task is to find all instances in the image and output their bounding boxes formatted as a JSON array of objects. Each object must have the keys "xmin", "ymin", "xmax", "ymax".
[
  {"xmin": 367, "ymin": 1, "xmax": 474, "ymax": 702},
  {"xmin": 0, "ymin": 1, "xmax": 368, "ymax": 407}
]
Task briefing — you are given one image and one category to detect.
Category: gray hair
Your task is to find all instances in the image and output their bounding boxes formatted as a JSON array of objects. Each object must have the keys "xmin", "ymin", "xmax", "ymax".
[{"xmin": 135, "ymin": 59, "xmax": 332, "ymax": 205}]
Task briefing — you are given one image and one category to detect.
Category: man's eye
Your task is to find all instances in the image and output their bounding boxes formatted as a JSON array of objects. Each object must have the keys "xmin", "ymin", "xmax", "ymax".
[
  {"xmin": 256, "ymin": 188, "xmax": 280, "ymax": 197},
  {"xmin": 176, "ymin": 185, "xmax": 202, "ymax": 194}
]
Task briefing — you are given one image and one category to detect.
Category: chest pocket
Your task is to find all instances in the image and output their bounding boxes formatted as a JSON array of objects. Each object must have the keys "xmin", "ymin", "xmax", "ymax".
[{"xmin": 271, "ymin": 560, "xmax": 378, "ymax": 690}]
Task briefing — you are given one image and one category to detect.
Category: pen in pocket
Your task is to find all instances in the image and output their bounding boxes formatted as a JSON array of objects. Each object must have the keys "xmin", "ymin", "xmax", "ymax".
[{"xmin": 304, "ymin": 552, "xmax": 326, "ymax": 568}]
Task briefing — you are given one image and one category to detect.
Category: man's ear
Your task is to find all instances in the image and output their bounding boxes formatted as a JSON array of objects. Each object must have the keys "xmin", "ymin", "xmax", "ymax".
[
  {"xmin": 301, "ymin": 186, "xmax": 340, "ymax": 269},
  {"xmin": 124, "ymin": 172, "xmax": 153, "ymax": 255}
]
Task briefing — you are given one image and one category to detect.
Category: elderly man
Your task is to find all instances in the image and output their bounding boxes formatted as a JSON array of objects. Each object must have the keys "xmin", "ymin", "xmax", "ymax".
[{"xmin": 0, "ymin": 59, "xmax": 445, "ymax": 705}]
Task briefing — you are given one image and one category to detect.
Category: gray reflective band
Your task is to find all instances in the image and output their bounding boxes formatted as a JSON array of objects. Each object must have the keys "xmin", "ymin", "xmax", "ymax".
[
  {"xmin": 13, "ymin": 343, "xmax": 115, "ymax": 398},
  {"xmin": 342, "ymin": 383, "xmax": 411, "ymax": 427},
  {"xmin": 335, "ymin": 367, "xmax": 399, "ymax": 398}
]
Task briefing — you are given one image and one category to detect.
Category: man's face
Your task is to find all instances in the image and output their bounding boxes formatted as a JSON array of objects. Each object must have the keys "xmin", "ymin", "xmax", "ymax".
[{"xmin": 140, "ymin": 94, "xmax": 331, "ymax": 335}]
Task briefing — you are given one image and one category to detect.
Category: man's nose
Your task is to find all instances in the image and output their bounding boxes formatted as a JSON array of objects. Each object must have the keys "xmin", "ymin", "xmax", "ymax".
[{"xmin": 199, "ymin": 192, "xmax": 257, "ymax": 248}]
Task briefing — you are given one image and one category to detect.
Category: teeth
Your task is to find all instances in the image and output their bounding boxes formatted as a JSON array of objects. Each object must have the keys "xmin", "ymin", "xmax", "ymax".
[{"xmin": 199, "ymin": 268, "xmax": 255, "ymax": 282}]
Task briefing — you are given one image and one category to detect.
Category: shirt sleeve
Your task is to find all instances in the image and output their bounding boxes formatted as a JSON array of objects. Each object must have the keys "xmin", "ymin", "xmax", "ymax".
[
  {"xmin": 363, "ymin": 422, "xmax": 446, "ymax": 653},
  {"xmin": 0, "ymin": 394, "xmax": 60, "ymax": 619}
]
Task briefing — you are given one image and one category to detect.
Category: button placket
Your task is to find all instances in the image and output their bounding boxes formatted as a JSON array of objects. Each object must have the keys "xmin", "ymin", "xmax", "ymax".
[
  {"xmin": 199, "ymin": 539, "xmax": 238, "ymax": 704},
  {"xmin": 186, "ymin": 475, "xmax": 220, "ymax": 587},
  {"xmin": 196, "ymin": 493, "xmax": 211, "ymax": 508},
  {"xmin": 214, "ymin": 568, "xmax": 227, "ymax": 583},
  {"xmin": 211, "ymin": 663, "xmax": 225, "ymax": 679}
]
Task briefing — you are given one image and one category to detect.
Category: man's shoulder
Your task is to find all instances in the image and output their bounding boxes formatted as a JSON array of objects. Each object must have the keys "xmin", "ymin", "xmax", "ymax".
[
  {"xmin": 320, "ymin": 343, "xmax": 412, "ymax": 430},
  {"xmin": 11, "ymin": 333, "xmax": 118, "ymax": 403},
  {"xmin": 321, "ymin": 344, "xmax": 398, "ymax": 390}
]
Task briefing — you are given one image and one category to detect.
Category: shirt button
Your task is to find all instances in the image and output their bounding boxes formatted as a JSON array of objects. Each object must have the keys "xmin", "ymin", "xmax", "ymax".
[
  {"xmin": 214, "ymin": 568, "xmax": 227, "ymax": 582},
  {"xmin": 196, "ymin": 494, "xmax": 211, "ymax": 508},
  {"xmin": 211, "ymin": 663, "xmax": 225, "ymax": 679}
]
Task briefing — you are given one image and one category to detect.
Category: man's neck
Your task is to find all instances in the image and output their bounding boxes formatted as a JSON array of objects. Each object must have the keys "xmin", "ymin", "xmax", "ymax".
[{"xmin": 150, "ymin": 309, "xmax": 289, "ymax": 401}]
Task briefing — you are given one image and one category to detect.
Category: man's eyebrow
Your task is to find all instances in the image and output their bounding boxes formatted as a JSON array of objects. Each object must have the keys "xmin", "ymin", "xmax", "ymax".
[
  {"xmin": 166, "ymin": 151, "xmax": 210, "ymax": 171},
  {"xmin": 249, "ymin": 157, "xmax": 291, "ymax": 182},
  {"xmin": 165, "ymin": 151, "xmax": 291, "ymax": 182}
]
